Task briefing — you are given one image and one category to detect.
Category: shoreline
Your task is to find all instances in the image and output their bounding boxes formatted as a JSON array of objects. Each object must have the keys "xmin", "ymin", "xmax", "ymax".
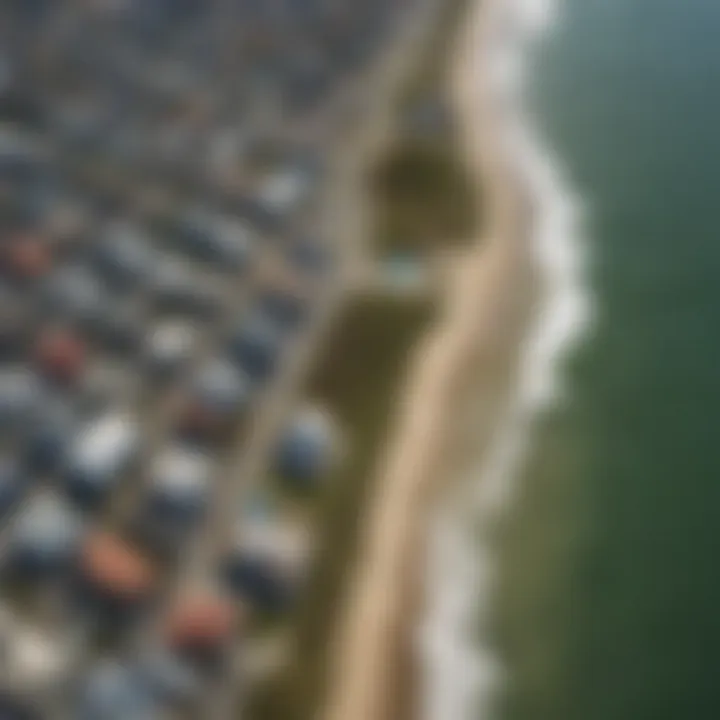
[{"xmin": 321, "ymin": 0, "xmax": 538, "ymax": 718}]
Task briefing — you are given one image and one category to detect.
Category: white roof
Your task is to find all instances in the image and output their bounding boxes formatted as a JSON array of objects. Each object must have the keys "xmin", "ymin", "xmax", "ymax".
[
  {"xmin": 71, "ymin": 413, "xmax": 138, "ymax": 471},
  {"xmin": 234, "ymin": 516, "xmax": 312, "ymax": 576},
  {"xmin": 212, "ymin": 215, "xmax": 253, "ymax": 251},
  {"xmin": 7, "ymin": 628, "xmax": 67, "ymax": 689},
  {"xmin": 0, "ymin": 618, "xmax": 71, "ymax": 692},
  {"xmin": 15, "ymin": 493, "xmax": 83, "ymax": 545},
  {"xmin": 152, "ymin": 447, "xmax": 212, "ymax": 492},
  {"xmin": 291, "ymin": 405, "xmax": 336, "ymax": 444},
  {"xmin": 147, "ymin": 322, "xmax": 196, "ymax": 359},
  {"xmin": 197, "ymin": 359, "xmax": 248, "ymax": 398},
  {"xmin": 259, "ymin": 169, "xmax": 307, "ymax": 213}
]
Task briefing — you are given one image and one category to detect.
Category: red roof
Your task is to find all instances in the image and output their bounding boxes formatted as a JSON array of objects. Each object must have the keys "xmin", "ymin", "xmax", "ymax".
[
  {"xmin": 4, "ymin": 238, "xmax": 51, "ymax": 279},
  {"xmin": 178, "ymin": 401, "xmax": 228, "ymax": 438},
  {"xmin": 81, "ymin": 532, "xmax": 156, "ymax": 600},
  {"xmin": 34, "ymin": 328, "xmax": 86, "ymax": 383},
  {"xmin": 165, "ymin": 595, "xmax": 240, "ymax": 650}
]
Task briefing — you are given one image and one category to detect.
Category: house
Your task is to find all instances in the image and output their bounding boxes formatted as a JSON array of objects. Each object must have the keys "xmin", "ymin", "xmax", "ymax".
[
  {"xmin": 0, "ymin": 459, "xmax": 23, "ymax": 518},
  {"xmin": 63, "ymin": 412, "xmax": 140, "ymax": 506},
  {"xmin": 274, "ymin": 404, "xmax": 337, "ymax": 491},
  {"xmin": 145, "ymin": 445, "xmax": 212, "ymax": 524},
  {"xmin": 76, "ymin": 660, "xmax": 159, "ymax": 720},
  {"xmin": 93, "ymin": 220, "xmax": 157, "ymax": 291},
  {"xmin": 221, "ymin": 510, "xmax": 311, "ymax": 614},
  {"xmin": 22, "ymin": 396, "xmax": 76, "ymax": 472},
  {"xmin": 0, "ymin": 606, "xmax": 75, "ymax": 709},
  {"xmin": 7, "ymin": 492, "xmax": 85, "ymax": 576}
]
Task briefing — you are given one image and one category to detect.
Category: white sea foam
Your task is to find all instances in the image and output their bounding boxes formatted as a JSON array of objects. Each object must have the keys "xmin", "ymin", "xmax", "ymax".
[{"xmin": 419, "ymin": 0, "xmax": 594, "ymax": 718}]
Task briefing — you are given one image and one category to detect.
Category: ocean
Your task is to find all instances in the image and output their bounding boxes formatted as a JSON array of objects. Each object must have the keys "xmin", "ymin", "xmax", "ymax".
[{"xmin": 421, "ymin": 0, "xmax": 720, "ymax": 719}]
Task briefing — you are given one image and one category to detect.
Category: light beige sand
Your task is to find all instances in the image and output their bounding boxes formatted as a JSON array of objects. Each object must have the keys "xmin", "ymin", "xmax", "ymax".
[{"xmin": 320, "ymin": 0, "xmax": 536, "ymax": 718}]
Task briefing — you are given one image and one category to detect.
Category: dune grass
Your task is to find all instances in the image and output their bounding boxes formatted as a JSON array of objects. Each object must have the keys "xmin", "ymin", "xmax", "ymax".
[
  {"xmin": 371, "ymin": 136, "xmax": 476, "ymax": 255},
  {"xmin": 247, "ymin": 295, "xmax": 434, "ymax": 720}
]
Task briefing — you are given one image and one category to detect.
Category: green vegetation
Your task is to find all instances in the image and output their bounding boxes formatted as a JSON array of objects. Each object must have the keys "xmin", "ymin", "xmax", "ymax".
[
  {"xmin": 248, "ymin": 295, "xmax": 435, "ymax": 720},
  {"xmin": 371, "ymin": 0, "xmax": 477, "ymax": 257},
  {"xmin": 372, "ymin": 137, "xmax": 476, "ymax": 254}
]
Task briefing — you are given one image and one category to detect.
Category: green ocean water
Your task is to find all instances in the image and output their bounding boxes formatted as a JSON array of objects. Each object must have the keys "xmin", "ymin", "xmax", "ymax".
[{"xmin": 495, "ymin": 1, "xmax": 720, "ymax": 719}]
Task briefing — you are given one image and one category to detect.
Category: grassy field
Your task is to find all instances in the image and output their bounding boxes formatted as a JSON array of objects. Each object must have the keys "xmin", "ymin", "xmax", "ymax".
[
  {"xmin": 371, "ymin": 136, "xmax": 476, "ymax": 254},
  {"xmin": 248, "ymin": 295, "xmax": 435, "ymax": 720}
]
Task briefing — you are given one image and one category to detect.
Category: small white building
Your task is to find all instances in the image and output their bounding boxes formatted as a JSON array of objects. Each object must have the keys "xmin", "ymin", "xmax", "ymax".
[
  {"xmin": 0, "ymin": 606, "xmax": 78, "ymax": 699},
  {"xmin": 257, "ymin": 166, "xmax": 312, "ymax": 217}
]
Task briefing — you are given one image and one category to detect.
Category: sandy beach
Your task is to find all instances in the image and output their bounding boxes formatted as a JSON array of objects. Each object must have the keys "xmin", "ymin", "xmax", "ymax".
[{"xmin": 320, "ymin": 0, "xmax": 537, "ymax": 718}]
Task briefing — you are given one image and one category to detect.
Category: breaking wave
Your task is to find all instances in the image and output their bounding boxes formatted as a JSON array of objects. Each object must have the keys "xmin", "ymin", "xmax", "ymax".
[{"xmin": 418, "ymin": 0, "xmax": 594, "ymax": 718}]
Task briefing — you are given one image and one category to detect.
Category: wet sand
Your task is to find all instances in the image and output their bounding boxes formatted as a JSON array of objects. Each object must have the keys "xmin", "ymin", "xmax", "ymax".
[{"xmin": 320, "ymin": 0, "xmax": 537, "ymax": 718}]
